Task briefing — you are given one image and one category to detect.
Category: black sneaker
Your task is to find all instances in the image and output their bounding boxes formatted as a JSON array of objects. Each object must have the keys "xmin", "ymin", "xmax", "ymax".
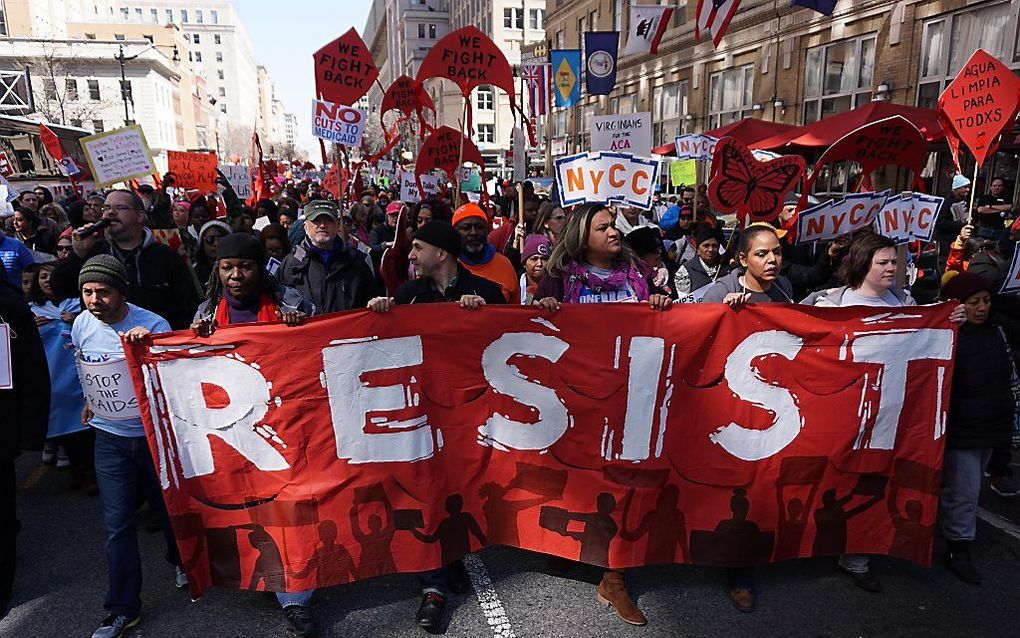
[
  {"xmin": 283, "ymin": 605, "xmax": 319, "ymax": 638},
  {"xmin": 841, "ymin": 568, "xmax": 883, "ymax": 593},
  {"xmin": 91, "ymin": 613, "xmax": 140, "ymax": 638},
  {"xmin": 990, "ymin": 476, "xmax": 1020, "ymax": 497},
  {"xmin": 416, "ymin": 592, "xmax": 445, "ymax": 633},
  {"xmin": 944, "ymin": 547, "xmax": 982, "ymax": 585}
]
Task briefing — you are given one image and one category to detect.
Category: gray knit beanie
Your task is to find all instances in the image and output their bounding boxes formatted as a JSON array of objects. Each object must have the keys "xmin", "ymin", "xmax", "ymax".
[{"xmin": 79, "ymin": 254, "xmax": 129, "ymax": 293}]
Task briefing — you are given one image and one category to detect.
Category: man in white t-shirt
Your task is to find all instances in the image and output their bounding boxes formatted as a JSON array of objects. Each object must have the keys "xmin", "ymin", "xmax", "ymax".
[{"xmin": 71, "ymin": 254, "xmax": 182, "ymax": 638}]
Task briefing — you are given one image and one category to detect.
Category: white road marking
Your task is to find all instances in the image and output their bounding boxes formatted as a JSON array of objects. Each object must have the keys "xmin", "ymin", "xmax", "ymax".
[
  {"xmin": 463, "ymin": 553, "xmax": 517, "ymax": 638},
  {"xmin": 977, "ymin": 507, "xmax": 1020, "ymax": 542}
]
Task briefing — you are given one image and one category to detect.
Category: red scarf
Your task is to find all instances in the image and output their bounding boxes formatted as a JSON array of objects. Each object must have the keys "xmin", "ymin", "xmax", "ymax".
[{"xmin": 214, "ymin": 293, "xmax": 278, "ymax": 326}]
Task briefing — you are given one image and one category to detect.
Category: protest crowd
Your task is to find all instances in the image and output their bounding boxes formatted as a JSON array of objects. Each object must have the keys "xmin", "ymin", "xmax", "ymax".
[{"xmin": 3, "ymin": 7, "xmax": 1020, "ymax": 638}]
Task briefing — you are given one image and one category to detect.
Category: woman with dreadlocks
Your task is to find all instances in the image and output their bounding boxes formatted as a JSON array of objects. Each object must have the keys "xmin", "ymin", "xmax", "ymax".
[{"xmin": 192, "ymin": 232, "xmax": 314, "ymax": 336}]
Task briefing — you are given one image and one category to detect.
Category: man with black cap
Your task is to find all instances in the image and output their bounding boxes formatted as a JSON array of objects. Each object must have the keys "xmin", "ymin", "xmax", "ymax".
[
  {"xmin": 278, "ymin": 200, "xmax": 378, "ymax": 315},
  {"xmin": 366, "ymin": 220, "xmax": 502, "ymax": 633},
  {"xmin": 70, "ymin": 255, "xmax": 184, "ymax": 638},
  {"xmin": 369, "ymin": 220, "xmax": 505, "ymax": 310},
  {"xmin": 193, "ymin": 232, "xmax": 313, "ymax": 332}
]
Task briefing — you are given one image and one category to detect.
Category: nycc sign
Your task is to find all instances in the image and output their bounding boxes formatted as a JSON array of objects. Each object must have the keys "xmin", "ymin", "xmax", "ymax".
[
  {"xmin": 797, "ymin": 191, "xmax": 945, "ymax": 246},
  {"xmin": 555, "ymin": 151, "xmax": 659, "ymax": 210}
]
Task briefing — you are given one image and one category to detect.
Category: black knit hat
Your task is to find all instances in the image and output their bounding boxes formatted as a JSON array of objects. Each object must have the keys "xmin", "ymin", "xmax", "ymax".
[
  {"xmin": 79, "ymin": 254, "xmax": 128, "ymax": 293},
  {"xmin": 414, "ymin": 220, "xmax": 461, "ymax": 256},
  {"xmin": 941, "ymin": 271, "xmax": 993, "ymax": 302},
  {"xmin": 216, "ymin": 232, "xmax": 267, "ymax": 266},
  {"xmin": 694, "ymin": 226, "xmax": 722, "ymax": 246},
  {"xmin": 624, "ymin": 226, "xmax": 662, "ymax": 257}
]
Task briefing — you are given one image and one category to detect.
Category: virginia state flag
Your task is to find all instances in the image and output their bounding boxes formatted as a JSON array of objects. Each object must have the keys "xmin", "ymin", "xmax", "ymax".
[
  {"xmin": 791, "ymin": 0, "xmax": 837, "ymax": 15},
  {"xmin": 584, "ymin": 32, "xmax": 619, "ymax": 96},
  {"xmin": 550, "ymin": 49, "xmax": 582, "ymax": 108}
]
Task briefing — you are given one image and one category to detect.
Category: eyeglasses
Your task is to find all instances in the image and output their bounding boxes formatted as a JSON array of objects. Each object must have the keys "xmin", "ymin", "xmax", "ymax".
[
  {"xmin": 102, "ymin": 205, "xmax": 136, "ymax": 213},
  {"xmin": 56, "ymin": 245, "xmax": 72, "ymax": 253}
]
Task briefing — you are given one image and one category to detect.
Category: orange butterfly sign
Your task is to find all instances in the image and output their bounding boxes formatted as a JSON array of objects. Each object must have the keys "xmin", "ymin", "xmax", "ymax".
[{"xmin": 707, "ymin": 136, "xmax": 805, "ymax": 225}]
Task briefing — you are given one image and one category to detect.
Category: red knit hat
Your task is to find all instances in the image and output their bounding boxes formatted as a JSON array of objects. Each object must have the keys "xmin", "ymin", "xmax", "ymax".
[{"xmin": 452, "ymin": 203, "xmax": 488, "ymax": 227}]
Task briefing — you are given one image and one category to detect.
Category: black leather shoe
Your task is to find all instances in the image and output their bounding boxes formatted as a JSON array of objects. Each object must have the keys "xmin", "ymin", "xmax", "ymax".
[
  {"xmin": 841, "ymin": 568, "xmax": 883, "ymax": 593},
  {"xmin": 283, "ymin": 605, "xmax": 319, "ymax": 638},
  {"xmin": 416, "ymin": 592, "xmax": 445, "ymax": 633}
]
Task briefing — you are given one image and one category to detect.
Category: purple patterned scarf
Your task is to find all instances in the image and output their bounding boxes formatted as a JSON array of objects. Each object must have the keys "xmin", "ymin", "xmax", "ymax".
[{"xmin": 562, "ymin": 260, "xmax": 650, "ymax": 303}]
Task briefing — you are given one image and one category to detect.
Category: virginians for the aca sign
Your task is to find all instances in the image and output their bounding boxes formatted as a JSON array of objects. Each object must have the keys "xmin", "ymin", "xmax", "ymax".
[{"xmin": 125, "ymin": 304, "xmax": 956, "ymax": 598}]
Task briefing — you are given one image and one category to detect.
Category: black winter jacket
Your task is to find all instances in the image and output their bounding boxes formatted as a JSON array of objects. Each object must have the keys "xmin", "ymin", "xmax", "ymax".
[
  {"xmin": 947, "ymin": 321, "xmax": 1015, "ymax": 449},
  {"xmin": 278, "ymin": 238, "xmax": 379, "ymax": 315},
  {"xmin": 0, "ymin": 280, "xmax": 50, "ymax": 461}
]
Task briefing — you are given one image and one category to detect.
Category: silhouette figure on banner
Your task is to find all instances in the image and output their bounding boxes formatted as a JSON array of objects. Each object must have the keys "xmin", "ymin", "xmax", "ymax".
[
  {"xmin": 540, "ymin": 492, "xmax": 618, "ymax": 567},
  {"xmin": 888, "ymin": 482, "xmax": 934, "ymax": 563},
  {"xmin": 689, "ymin": 489, "xmax": 774, "ymax": 566},
  {"xmin": 812, "ymin": 475, "xmax": 887, "ymax": 557},
  {"xmin": 350, "ymin": 484, "xmax": 397, "ymax": 579},
  {"xmin": 291, "ymin": 520, "xmax": 355, "ymax": 587},
  {"xmin": 619, "ymin": 484, "xmax": 689, "ymax": 564},
  {"xmin": 240, "ymin": 523, "xmax": 286, "ymax": 591},
  {"xmin": 773, "ymin": 456, "xmax": 826, "ymax": 561},
  {"xmin": 407, "ymin": 494, "xmax": 487, "ymax": 564},
  {"xmin": 479, "ymin": 481, "xmax": 550, "ymax": 547}
]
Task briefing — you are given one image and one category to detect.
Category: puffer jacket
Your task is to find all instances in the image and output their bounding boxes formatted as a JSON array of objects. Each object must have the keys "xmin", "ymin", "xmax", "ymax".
[{"xmin": 948, "ymin": 321, "xmax": 1015, "ymax": 449}]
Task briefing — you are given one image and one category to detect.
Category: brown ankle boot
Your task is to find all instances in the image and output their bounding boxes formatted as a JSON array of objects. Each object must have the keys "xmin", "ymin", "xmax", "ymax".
[{"xmin": 597, "ymin": 570, "xmax": 646, "ymax": 626}]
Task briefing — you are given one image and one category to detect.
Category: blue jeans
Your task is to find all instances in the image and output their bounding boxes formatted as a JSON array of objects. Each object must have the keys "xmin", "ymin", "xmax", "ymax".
[
  {"xmin": 94, "ymin": 429, "xmax": 180, "ymax": 617},
  {"xmin": 276, "ymin": 590, "xmax": 315, "ymax": 608}
]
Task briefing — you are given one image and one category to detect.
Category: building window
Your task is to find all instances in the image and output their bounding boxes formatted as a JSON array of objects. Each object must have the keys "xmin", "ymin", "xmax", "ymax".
[
  {"xmin": 530, "ymin": 8, "xmax": 544, "ymax": 30},
  {"xmin": 143, "ymin": 34, "xmax": 153, "ymax": 43},
  {"xmin": 429, "ymin": 23, "xmax": 437, "ymax": 39},
  {"xmin": 182, "ymin": 9, "xmax": 188, "ymax": 23},
  {"xmin": 217, "ymin": 70, "xmax": 224, "ymax": 80},
  {"xmin": 65, "ymin": 79, "xmax": 78, "ymax": 101},
  {"xmin": 218, "ymin": 87, "xmax": 225, "ymax": 97},
  {"xmin": 196, "ymin": 10, "xmax": 203, "ymax": 23},
  {"xmin": 211, "ymin": 10, "xmax": 219, "ymax": 24},
  {"xmin": 215, "ymin": 52, "xmax": 223, "ymax": 62},
  {"xmin": 88, "ymin": 79, "xmax": 100, "ymax": 100},
  {"xmin": 803, "ymin": 35, "xmax": 876, "ymax": 123},
  {"xmin": 120, "ymin": 80, "xmax": 132, "ymax": 102},
  {"xmin": 120, "ymin": 7, "xmax": 128, "ymax": 20},
  {"xmin": 475, "ymin": 86, "xmax": 494, "ymax": 110},
  {"xmin": 0, "ymin": 4, "xmax": 7, "ymax": 36},
  {"xmin": 917, "ymin": 3, "xmax": 1016, "ymax": 109},
  {"xmin": 553, "ymin": 110, "xmax": 567, "ymax": 137},
  {"xmin": 151, "ymin": 8, "xmax": 158, "ymax": 23},
  {"xmin": 84, "ymin": 33, "xmax": 96, "ymax": 39},
  {"xmin": 214, "ymin": 34, "xmax": 221, "ymax": 45},
  {"xmin": 114, "ymin": 34, "xmax": 125, "ymax": 40},
  {"xmin": 92, "ymin": 120, "xmax": 104, "ymax": 133},
  {"xmin": 43, "ymin": 79, "xmax": 56, "ymax": 100},
  {"xmin": 135, "ymin": 8, "xmax": 142, "ymax": 20},
  {"xmin": 195, "ymin": 52, "xmax": 202, "ymax": 62},
  {"xmin": 708, "ymin": 65, "xmax": 753, "ymax": 129},
  {"xmin": 418, "ymin": 23, "xmax": 426, "ymax": 38},
  {"xmin": 589, "ymin": 10, "xmax": 598, "ymax": 29},
  {"xmin": 166, "ymin": 9, "xmax": 173, "ymax": 23},
  {"xmin": 504, "ymin": 8, "xmax": 523, "ymax": 30},
  {"xmin": 614, "ymin": 0, "xmax": 623, "ymax": 32},
  {"xmin": 70, "ymin": 119, "xmax": 82, "ymax": 128},
  {"xmin": 556, "ymin": 30, "xmax": 564, "ymax": 49},
  {"xmin": 653, "ymin": 81, "xmax": 688, "ymax": 143},
  {"xmin": 220, "ymin": 104, "xmax": 227, "ymax": 114},
  {"xmin": 193, "ymin": 33, "xmax": 200, "ymax": 44},
  {"xmin": 578, "ymin": 16, "xmax": 586, "ymax": 36},
  {"xmin": 476, "ymin": 124, "xmax": 494, "ymax": 144}
]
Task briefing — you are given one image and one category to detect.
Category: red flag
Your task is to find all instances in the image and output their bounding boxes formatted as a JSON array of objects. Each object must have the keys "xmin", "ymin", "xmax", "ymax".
[{"xmin": 39, "ymin": 123, "xmax": 65, "ymax": 161}]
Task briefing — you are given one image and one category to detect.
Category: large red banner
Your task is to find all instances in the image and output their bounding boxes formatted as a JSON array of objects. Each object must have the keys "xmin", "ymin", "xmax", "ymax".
[{"xmin": 124, "ymin": 304, "xmax": 957, "ymax": 598}]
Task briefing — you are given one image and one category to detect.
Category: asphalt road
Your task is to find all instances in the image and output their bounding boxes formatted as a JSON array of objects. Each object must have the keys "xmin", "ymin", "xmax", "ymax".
[{"xmin": 3, "ymin": 453, "xmax": 1020, "ymax": 638}]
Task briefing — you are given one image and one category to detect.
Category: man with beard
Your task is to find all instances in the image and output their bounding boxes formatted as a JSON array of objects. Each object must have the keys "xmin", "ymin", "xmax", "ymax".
[{"xmin": 452, "ymin": 203, "xmax": 519, "ymax": 303}]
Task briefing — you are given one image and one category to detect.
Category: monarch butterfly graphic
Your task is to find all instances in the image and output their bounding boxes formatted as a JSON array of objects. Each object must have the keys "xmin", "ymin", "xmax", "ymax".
[{"xmin": 707, "ymin": 136, "xmax": 805, "ymax": 224}]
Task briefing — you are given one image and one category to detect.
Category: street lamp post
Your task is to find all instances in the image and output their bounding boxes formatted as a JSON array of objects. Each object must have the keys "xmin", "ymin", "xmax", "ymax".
[{"xmin": 114, "ymin": 43, "xmax": 180, "ymax": 126}]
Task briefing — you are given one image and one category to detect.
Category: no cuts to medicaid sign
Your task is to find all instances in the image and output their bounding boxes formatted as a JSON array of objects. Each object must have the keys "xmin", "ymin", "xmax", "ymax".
[{"xmin": 311, "ymin": 98, "xmax": 367, "ymax": 147}]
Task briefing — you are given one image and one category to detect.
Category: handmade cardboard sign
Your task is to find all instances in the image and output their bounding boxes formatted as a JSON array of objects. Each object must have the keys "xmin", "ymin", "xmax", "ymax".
[
  {"xmin": 555, "ymin": 151, "xmax": 660, "ymax": 210},
  {"xmin": 707, "ymin": 137, "xmax": 806, "ymax": 224},
  {"xmin": 400, "ymin": 170, "xmax": 440, "ymax": 202},
  {"xmin": 218, "ymin": 164, "xmax": 252, "ymax": 199},
  {"xmin": 796, "ymin": 191, "xmax": 890, "ymax": 245},
  {"xmin": 415, "ymin": 126, "xmax": 484, "ymax": 198},
  {"xmin": 874, "ymin": 193, "xmax": 946, "ymax": 245},
  {"xmin": 123, "ymin": 303, "xmax": 956, "ymax": 598},
  {"xmin": 937, "ymin": 49, "xmax": 1020, "ymax": 169},
  {"xmin": 168, "ymin": 150, "xmax": 218, "ymax": 192},
  {"xmin": 591, "ymin": 113, "xmax": 652, "ymax": 156},
  {"xmin": 79, "ymin": 125, "xmax": 156, "ymax": 187},
  {"xmin": 80, "ymin": 357, "xmax": 139, "ymax": 421},
  {"xmin": 670, "ymin": 160, "xmax": 696, "ymax": 187},
  {"xmin": 313, "ymin": 28, "xmax": 378, "ymax": 106},
  {"xmin": 808, "ymin": 116, "xmax": 927, "ymax": 196},
  {"xmin": 311, "ymin": 99, "xmax": 367, "ymax": 147}
]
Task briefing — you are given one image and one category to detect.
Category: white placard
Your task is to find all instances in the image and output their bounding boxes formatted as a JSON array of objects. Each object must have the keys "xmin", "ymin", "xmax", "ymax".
[
  {"xmin": 0, "ymin": 324, "xmax": 11, "ymax": 389},
  {"xmin": 377, "ymin": 160, "xmax": 395, "ymax": 181},
  {"xmin": 79, "ymin": 124, "xmax": 157, "ymax": 187},
  {"xmin": 591, "ymin": 112, "xmax": 652, "ymax": 156},
  {"xmin": 311, "ymin": 98, "xmax": 366, "ymax": 147},
  {"xmin": 555, "ymin": 151, "xmax": 660, "ymax": 210},
  {"xmin": 80, "ymin": 357, "xmax": 140, "ymax": 421},
  {"xmin": 219, "ymin": 164, "xmax": 252, "ymax": 199},
  {"xmin": 874, "ymin": 193, "xmax": 946, "ymax": 245},
  {"xmin": 796, "ymin": 191, "xmax": 890, "ymax": 245},
  {"xmin": 399, "ymin": 171, "xmax": 440, "ymax": 202},
  {"xmin": 512, "ymin": 126, "xmax": 526, "ymax": 180},
  {"xmin": 673, "ymin": 133, "xmax": 782, "ymax": 162}
]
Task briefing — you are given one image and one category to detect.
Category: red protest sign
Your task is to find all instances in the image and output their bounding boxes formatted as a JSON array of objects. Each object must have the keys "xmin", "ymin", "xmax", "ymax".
[
  {"xmin": 313, "ymin": 28, "xmax": 378, "ymax": 106},
  {"xmin": 805, "ymin": 116, "xmax": 928, "ymax": 195},
  {"xmin": 381, "ymin": 75, "xmax": 436, "ymax": 119},
  {"xmin": 321, "ymin": 165, "xmax": 340, "ymax": 199},
  {"xmin": 415, "ymin": 125, "xmax": 485, "ymax": 197},
  {"xmin": 0, "ymin": 151, "xmax": 13, "ymax": 177},
  {"xmin": 125, "ymin": 303, "xmax": 955, "ymax": 598},
  {"xmin": 937, "ymin": 49, "xmax": 1020, "ymax": 168},
  {"xmin": 167, "ymin": 150, "xmax": 218, "ymax": 192},
  {"xmin": 707, "ymin": 136, "xmax": 805, "ymax": 224}
]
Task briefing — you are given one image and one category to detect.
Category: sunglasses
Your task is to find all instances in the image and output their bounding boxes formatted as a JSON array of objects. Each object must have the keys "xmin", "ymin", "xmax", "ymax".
[{"xmin": 56, "ymin": 244, "xmax": 72, "ymax": 253}]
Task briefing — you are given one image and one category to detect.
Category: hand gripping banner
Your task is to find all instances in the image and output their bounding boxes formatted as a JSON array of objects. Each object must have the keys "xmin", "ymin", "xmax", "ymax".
[{"xmin": 124, "ymin": 304, "xmax": 957, "ymax": 598}]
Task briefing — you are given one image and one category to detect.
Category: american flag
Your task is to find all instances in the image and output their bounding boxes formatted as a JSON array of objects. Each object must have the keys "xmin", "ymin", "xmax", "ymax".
[{"xmin": 520, "ymin": 64, "xmax": 550, "ymax": 118}]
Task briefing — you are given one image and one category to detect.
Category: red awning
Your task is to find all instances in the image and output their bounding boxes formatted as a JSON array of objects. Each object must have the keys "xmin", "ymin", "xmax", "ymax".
[
  {"xmin": 750, "ymin": 101, "xmax": 945, "ymax": 150},
  {"xmin": 651, "ymin": 117, "xmax": 797, "ymax": 156}
]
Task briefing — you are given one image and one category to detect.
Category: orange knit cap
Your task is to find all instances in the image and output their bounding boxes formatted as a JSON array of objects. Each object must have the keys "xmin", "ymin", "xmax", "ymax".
[{"xmin": 452, "ymin": 202, "xmax": 489, "ymax": 227}]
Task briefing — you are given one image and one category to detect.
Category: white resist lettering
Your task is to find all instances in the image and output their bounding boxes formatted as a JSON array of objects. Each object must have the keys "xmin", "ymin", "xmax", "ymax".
[
  {"xmin": 157, "ymin": 356, "xmax": 288, "ymax": 478},
  {"xmin": 710, "ymin": 330, "xmax": 804, "ymax": 461},
  {"xmin": 619, "ymin": 337, "xmax": 665, "ymax": 461},
  {"xmin": 323, "ymin": 336, "xmax": 435, "ymax": 464},
  {"xmin": 850, "ymin": 328, "xmax": 954, "ymax": 450},
  {"xmin": 479, "ymin": 332, "xmax": 569, "ymax": 451}
]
